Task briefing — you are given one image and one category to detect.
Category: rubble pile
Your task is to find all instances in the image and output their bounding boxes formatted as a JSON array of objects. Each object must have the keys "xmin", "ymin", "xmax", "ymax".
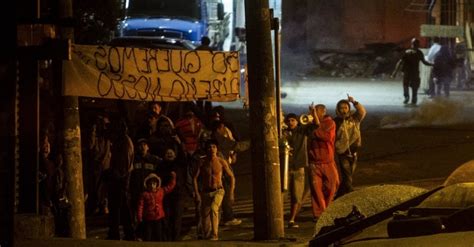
[{"xmin": 309, "ymin": 43, "xmax": 402, "ymax": 79}]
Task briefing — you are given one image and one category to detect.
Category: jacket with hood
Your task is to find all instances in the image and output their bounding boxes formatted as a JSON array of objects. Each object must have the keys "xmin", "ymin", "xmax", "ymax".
[
  {"xmin": 137, "ymin": 173, "xmax": 176, "ymax": 222},
  {"xmin": 334, "ymin": 100, "xmax": 364, "ymax": 155},
  {"xmin": 308, "ymin": 115, "xmax": 336, "ymax": 165}
]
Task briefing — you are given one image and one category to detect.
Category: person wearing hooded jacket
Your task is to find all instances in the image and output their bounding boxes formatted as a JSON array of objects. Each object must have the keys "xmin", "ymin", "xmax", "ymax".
[
  {"xmin": 137, "ymin": 172, "xmax": 176, "ymax": 241},
  {"xmin": 334, "ymin": 95, "xmax": 366, "ymax": 197},
  {"xmin": 129, "ymin": 138, "xmax": 162, "ymax": 239},
  {"xmin": 308, "ymin": 104, "xmax": 339, "ymax": 221}
]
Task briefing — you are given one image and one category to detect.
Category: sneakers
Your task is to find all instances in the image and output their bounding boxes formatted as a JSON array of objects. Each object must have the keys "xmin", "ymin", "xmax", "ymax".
[
  {"xmin": 288, "ymin": 221, "xmax": 299, "ymax": 229},
  {"xmin": 223, "ymin": 218, "xmax": 242, "ymax": 226}
]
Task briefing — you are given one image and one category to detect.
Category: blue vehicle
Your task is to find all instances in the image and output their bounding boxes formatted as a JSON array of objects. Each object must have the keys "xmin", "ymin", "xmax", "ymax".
[{"xmin": 118, "ymin": 0, "xmax": 230, "ymax": 50}]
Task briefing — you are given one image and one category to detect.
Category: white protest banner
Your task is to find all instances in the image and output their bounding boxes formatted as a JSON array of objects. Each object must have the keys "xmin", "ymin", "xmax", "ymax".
[{"xmin": 63, "ymin": 44, "xmax": 240, "ymax": 102}]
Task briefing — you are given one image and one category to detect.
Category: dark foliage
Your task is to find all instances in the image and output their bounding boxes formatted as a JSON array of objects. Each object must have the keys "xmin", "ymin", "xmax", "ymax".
[{"xmin": 74, "ymin": 0, "xmax": 123, "ymax": 44}]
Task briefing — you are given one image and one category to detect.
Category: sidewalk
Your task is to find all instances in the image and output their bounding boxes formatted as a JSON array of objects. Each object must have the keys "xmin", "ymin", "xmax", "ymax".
[
  {"xmin": 85, "ymin": 197, "xmax": 317, "ymax": 244},
  {"xmin": 75, "ymin": 177, "xmax": 445, "ymax": 245}
]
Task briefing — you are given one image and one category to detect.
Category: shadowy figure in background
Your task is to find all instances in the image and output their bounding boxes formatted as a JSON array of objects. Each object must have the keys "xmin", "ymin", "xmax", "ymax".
[
  {"xmin": 425, "ymin": 37, "xmax": 441, "ymax": 97},
  {"xmin": 107, "ymin": 119, "xmax": 135, "ymax": 240},
  {"xmin": 86, "ymin": 113, "xmax": 111, "ymax": 215},
  {"xmin": 392, "ymin": 38, "xmax": 433, "ymax": 105},
  {"xmin": 433, "ymin": 45, "xmax": 456, "ymax": 97},
  {"xmin": 149, "ymin": 101, "xmax": 174, "ymax": 128},
  {"xmin": 136, "ymin": 102, "xmax": 174, "ymax": 142},
  {"xmin": 39, "ymin": 133, "xmax": 70, "ymax": 236},
  {"xmin": 454, "ymin": 41, "xmax": 471, "ymax": 89},
  {"xmin": 196, "ymin": 36, "xmax": 214, "ymax": 51}
]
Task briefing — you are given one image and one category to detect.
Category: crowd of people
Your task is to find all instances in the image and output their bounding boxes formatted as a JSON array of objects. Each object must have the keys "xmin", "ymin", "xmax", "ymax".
[
  {"xmin": 36, "ymin": 35, "xmax": 370, "ymax": 241},
  {"xmin": 39, "ymin": 100, "xmax": 250, "ymax": 241},
  {"xmin": 38, "ymin": 94, "xmax": 367, "ymax": 241},
  {"xmin": 35, "ymin": 35, "xmax": 473, "ymax": 242}
]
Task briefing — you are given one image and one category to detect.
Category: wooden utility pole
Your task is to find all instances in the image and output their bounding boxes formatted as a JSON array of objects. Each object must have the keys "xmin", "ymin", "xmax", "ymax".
[
  {"xmin": 59, "ymin": 0, "xmax": 87, "ymax": 239},
  {"xmin": 245, "ymin": 0, "xmax": 285, "ymax": 240}
]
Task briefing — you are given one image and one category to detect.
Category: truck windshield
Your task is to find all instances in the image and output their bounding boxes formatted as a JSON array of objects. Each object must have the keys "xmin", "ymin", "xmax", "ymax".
[{"xmin": 127, "ymin": 0, "xmax": 201, "ymax": 20}]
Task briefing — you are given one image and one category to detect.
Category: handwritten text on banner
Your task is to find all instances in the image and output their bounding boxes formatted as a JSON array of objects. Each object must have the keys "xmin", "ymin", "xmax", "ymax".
[{"xmin": 63, "ymin": 44, "xmax": 240, "ymax": 102}]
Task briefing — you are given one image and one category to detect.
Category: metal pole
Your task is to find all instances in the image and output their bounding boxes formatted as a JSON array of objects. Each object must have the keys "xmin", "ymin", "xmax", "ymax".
[
  {"xmin": 273, "ymin": 14, "xmax": 282, "ymax": 138},
  {"xmin": 245, "ymin": 0, "xmax": 284, "ymax": 240}
]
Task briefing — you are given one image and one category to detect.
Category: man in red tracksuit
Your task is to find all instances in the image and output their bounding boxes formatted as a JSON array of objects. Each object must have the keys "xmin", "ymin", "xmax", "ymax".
[{"xmin": 308, "ymin": 104, "xmax": 339, "ymax": 221}]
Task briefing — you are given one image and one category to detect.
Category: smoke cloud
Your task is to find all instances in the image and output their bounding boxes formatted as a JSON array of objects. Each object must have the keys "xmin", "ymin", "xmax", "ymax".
[{"xmin": 380, "ymin": 96, "xmax": 474, "ymax": 128}]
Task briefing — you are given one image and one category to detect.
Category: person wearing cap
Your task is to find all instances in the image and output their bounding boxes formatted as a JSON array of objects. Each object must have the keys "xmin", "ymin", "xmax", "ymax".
[
  {"xmin": 129, "ymin": 138, "xmax": 163, "ymax": 238},
  {"xmin": 391, "ymin": 37, "xmax": 433, "ymax": 105},
  {"xmin": 282, "ymin": 104, "xmax": 318, "ymax": 229},
  {"xmin": 137, "ymin": 172, "xmax": 176, "ymax": 241}
]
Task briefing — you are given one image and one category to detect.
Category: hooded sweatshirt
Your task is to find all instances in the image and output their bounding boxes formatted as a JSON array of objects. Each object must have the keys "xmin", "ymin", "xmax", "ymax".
[
  {"xmin": 137, "ymin": 173, "xmax": 176, "ymax": 222},
  {"xmin": 308, "ymin": 115, "xmax": 336, "ymax": 164}
]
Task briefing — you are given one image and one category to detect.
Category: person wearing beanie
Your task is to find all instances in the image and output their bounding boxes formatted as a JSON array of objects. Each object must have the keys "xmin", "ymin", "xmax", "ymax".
[{"xmin": 282, "ymin": 105, "xmax": 318, "ymax": 229}]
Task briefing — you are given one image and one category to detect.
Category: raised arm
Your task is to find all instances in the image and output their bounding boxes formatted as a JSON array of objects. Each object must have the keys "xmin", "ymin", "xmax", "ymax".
[
  {"xmin": 193, "ymin": 162, "xmax": 201, "ymax": 203},
  {"xmin": 300, "ymin": 103, "xmax": 319, "ymax": 136},
  {"xmin": 348, "ymin": 95, "xmax": 367, "ymax": 121},
  {"xmin": 419, "ymin": 50, "xmax": 433, "ymax": 66},
  {"xmin": 163, "ymin": 171, "xmax": 177, "ymax": 194},
  {"xmin": 222, "ymin": 159, "xmax": 235, "ymax": 203}
]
